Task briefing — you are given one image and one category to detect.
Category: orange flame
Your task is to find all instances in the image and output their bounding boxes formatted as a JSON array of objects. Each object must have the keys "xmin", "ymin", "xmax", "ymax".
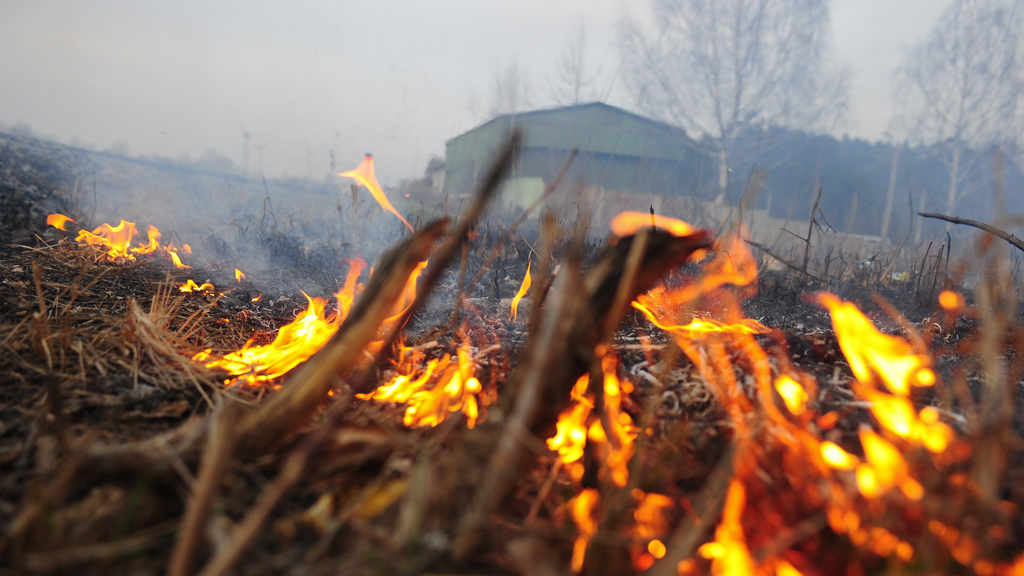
[
  {"xmin": 938, "ymin": 290, "xmax": 965, "ymax": 312},
  {"xmin": 820, "ymin": 441, "xmax": 860, "ymax": 470},
  {"xmin": 49, "ymin": 214, "xmax": 192, "ymax": 268},
  {"xmin": 547, "ymin": 354, "xmax": 636, "ymax": 487},
  {"xmin": 179, "ymin": 279, "xmax": 214, "ymax": 293},
  {"xmin": 855, "ymin": 426, "xmax": 923, "ymax": 500},
  {"xmin": 338, "ymin": 155, "xmax": 413, "ymax": 232},
  {"xmin": 570, "ymin": 488, "xmax": 600, "ymax": 573},
  {"xmin": 197, "ymin": 261, "xmax": 365, "ymax": 386},
  {"xmin": 633, "ymin": 232, "xmax": 758, "ymax": 329},
  {"xmin": 817, "ymin": 292, "xmax": 934, "ymax": 396},
  {"xmin": 235, "ymin": 268, "xmax": 246, "ymax": 282},
  {"xmin": 610, "ymin": 211, "xmax": 707, "ymax": 261},
  {"xmin": 75, "ymin": 219, "xmax": 138, "ymax": 260},
  {"xmin": 509, "ymin": 259, "xmax": 531, "ymax": 322},
  {"xmin": 383, "ymin": 260, "xmax": 427, "ymax": 324},
  {"xmin": 697, "ymin": 480, "xmax": 756, "ymax": 574},
  {"xmin": 633, "ymin": 302, "xmax": 769, "ymax": 336},
  {"xmin": 610, "ymin": 211, "xmax": 696, "ymax": 237},
  {"xmin": 334, "ymin": 259, "xmax": 366, "ymax": 323},
  {"xmin": 546, "ymin": 375, "xmax": 592, "ymax": 468},
  {"xmin": 632, "ymin": 490, "xmax": 674, "ymax": 570},
  {"xmin": 46, "ymin": 213, "xmax": 76, "ymax": 231},
  {"xmin": 357, "ymin": 336, "xmax": 486, "ymax": 429},
  {"xmin": 774, "ymin": 375, "xmax": 808, "ymax": 416},
  {"xmin": 197, "ymin": 292, "xmax": 338, "ymax": 386},
  {"xmin": 853, "ymin": 383, "xmax": 952, "ymax": 453}
]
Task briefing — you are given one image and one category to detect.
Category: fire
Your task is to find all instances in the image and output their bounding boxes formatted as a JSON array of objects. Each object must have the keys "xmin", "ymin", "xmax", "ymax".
[
  {"xmin": 196, "ymin": 292, "xmax": 339, "ymax": 386},
  {"xmin": 633, "ymin": 302, "xmax": 769, "ymax": 336},
  {"xmin": 75, "ymin": 219, "xmax": 137, "ymax": 260},
  {"xmin": 334, "ymin": 259, "xmax": 366, "ymax": 323},
  {"xmin": 855, "ymin": 426, "xmax": 923, "ymax": 500},
  {"xmin": 546, "ymin": 376, "xmax": 592, "ymax": 470},
  {"xmin": 610, "ymin": 211, "xmax": 696, "ymax": 237},
  {"xmin": 357, "ymin": 335, "xmax": 487, "ymax": 429},
  {"xmin": 197, "ymin": 260, "xmax": 366, "ymax": 386},
  {"xmin": 774, "ymin": 375, "xmax": 808, "ymax": 416},
  {"xmin": 633, "ymin": 232, "xmax": 759, "ymax": 329},
  {"xmin": 938, "ymin": 289, "xmax": 965, "ymax": 312},
  {"xmin": 179, "ymin": 279, "xmax": 214, "ymax": 293},
  {"xmin": 570, "ymin": 488, "xmax": 600, "ymax": 573},
  {"xmin": 385, "ymin": 260, "xmax": 427, "ymax": 324},
  {"xmin": 697, "ymin": 480, "xmax": 756, "ymax": 575},
  {"xmin": 820, "ymin": 441, "xmax": 860, "ymax": 470},
  {"xmin": 547, "ymin": 354, "xmax": 636, "ymax": 486},
  {"xmin": 235, "ymin": 268, "xmax": 246, "ymax": 282},
  {"xmin": 816, "ymin": 292, "xmax": 934, "ymax": 396},
  {"xmin": 609, "ymin": 211, "xmax": 707, "ymax": 262},
  {"xmin": 338, "ymin": 155, "xmax": 414, "ymax": 232},
  {"xmin": 631, "ymin": 490, "xmax": 674, "ymax": 570},
  {"xmin": 853, "ymin": 384, "xmax": 953, "ymax": 453},
  {"xmin": 46, "ymin": 213, "xmax": 75, "ymax": 231},
  {"xmin": 47, "ymin": 214, "xmax": 191, "ymax": 268},
  {"xmin": 509, "ymin": 259, "xmax": 531, "ymax": 322}
]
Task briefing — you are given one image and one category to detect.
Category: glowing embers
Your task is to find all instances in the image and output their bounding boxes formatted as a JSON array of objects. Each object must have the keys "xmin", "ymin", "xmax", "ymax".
[
  {"xmin": 546, "ymin": 353, "xmax": 636, "ymax": 487},
  {"xmin": 631, "ymin": 490, "xmax": 674, "ymax": 571},
  {"xmin": 938, "ymin": 289, "xmax": 966, "ymax": 313},
  {"xmin": 356, "ymin": 336, "xmax": 489, "ymax": 429},
  {"xmin": 47, "ymin": 213, "xmax": 191, "ymax": 268},
  {"xmin": 816, "ymin": 292, "xmax": 935, "ymax": 396},
  {"xmin": 826, "ymin": 507, "xmax": 916, "ymax": 562},
  {"xmin": 196, "ymin": 260, "xmax": 366, "ymax": 386},
  {"xmin": 338, "ymin": 155, "xmax": 414, "ymax": 232}
]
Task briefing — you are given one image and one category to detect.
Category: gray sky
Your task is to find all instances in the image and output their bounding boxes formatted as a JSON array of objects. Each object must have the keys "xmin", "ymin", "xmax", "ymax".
[{"xmin": 0, "ymin": 0, "xmax": 950, "ymax": 185}]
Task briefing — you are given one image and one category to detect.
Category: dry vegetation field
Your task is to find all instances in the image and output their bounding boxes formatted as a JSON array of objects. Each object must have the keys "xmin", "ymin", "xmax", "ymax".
[{"xmin": 1, "ymin": 136, "xmax": 1023, "ymax": 576}]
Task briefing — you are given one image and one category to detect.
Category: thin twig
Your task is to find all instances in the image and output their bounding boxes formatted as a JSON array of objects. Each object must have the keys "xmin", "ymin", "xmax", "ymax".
[{"xmin": 919, "ymin": 211, "xmax": 1024, "ymax": 254}]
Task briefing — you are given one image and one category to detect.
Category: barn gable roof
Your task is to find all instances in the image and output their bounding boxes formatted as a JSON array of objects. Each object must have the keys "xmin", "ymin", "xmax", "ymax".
[{"xmin": 446, "ymin": 102, "xmax": 697, "ymax": 162}]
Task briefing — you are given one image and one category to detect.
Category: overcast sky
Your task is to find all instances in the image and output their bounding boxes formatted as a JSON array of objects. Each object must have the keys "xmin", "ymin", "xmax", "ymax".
[{"xmin": 0, "ymin": 0, "xmax": 951, "ymax": 185}]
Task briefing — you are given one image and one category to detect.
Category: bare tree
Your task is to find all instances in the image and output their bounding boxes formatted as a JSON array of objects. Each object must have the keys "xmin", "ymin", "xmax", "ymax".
[
  {"xmin": 621, "ymin": 0, "xmax": 848, "ymax": 201},
  {"xmin": 489, "ymin": 59, "xmax": 532, "ymax": 117},
  {"xmin": 892, "ymin": 0, "xmax": 1024, "ymax": 217},
  {"xmin": 548, "ymin": 22, "xmax": 601, "ymax": 106}
]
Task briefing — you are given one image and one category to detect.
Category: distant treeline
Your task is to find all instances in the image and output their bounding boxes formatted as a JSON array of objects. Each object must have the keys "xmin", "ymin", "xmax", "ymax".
[{"xmin": 705, "ymin": 126, "xmax": 1023, "ymax": 240}]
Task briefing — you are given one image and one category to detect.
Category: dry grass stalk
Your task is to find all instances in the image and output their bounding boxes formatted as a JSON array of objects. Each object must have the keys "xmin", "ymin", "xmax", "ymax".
[
  {"xmin": 647, "ymin": 442, "xmax": 736, "ymax": 576},
  {"xmin": 454, "ymin": 228, "xmax": 713, "ymax": 558},
  {"xmin": 235, "ymin": 219, "xmax": 448, "ymax": 456},
  {"xmin": 167, "ymin": 402, "xmax": 242, "ymax": 576},
  {"xmin": 195, "ymin": 448, "xmax": 306, "ymax": 576},
  {"xmin": 190, "ymin": 131, "xmax": 524, "ymax": 576}
]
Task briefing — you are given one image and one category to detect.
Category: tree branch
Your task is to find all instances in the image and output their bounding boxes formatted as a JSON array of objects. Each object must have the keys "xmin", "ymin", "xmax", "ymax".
[{"xmin": 918, "ymin": 211, "xmax": 1024, "ymax": 254}]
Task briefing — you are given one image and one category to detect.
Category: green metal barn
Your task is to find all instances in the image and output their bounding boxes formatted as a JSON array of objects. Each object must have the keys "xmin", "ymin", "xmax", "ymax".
[{"xmin": 443, "ymin": 102, "xmax": 705, "ymax": 206}]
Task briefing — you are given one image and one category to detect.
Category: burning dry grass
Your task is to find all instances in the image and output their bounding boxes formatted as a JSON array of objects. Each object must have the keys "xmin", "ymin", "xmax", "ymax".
[{"xmin": 1, "ymin": 142, "xmax": 1024, "ymax": 576}]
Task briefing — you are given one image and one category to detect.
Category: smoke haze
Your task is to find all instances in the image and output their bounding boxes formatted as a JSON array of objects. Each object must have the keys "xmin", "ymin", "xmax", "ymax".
[{"xmin": 0, "ymin": 0, "xmax": 950, "ymax": 184}]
